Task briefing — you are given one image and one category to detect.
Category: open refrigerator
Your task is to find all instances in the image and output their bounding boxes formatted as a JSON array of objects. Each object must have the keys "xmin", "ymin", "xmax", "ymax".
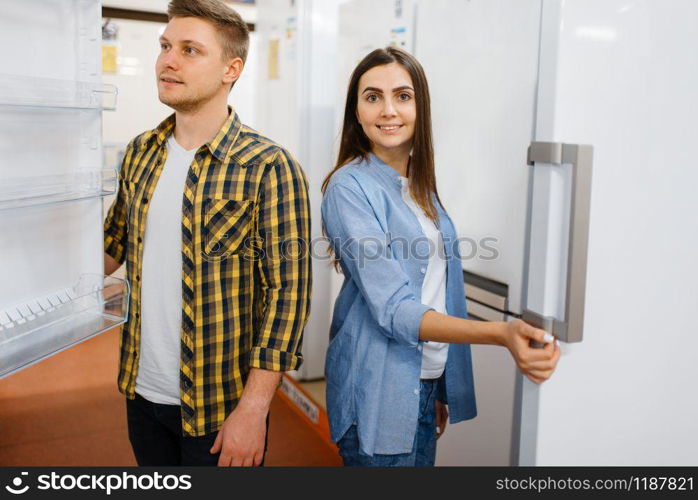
[{"xmin": 0, "ymin": 0, "xmax": 129, "ymax": 379}]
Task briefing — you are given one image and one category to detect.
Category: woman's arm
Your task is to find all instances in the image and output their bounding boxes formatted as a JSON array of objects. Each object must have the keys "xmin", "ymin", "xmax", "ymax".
[
  {"xmin": 419, "ymin": 310, "xmax": 560, "ymax": 384},
  {"xmin": 321, "ymin": 181, "xmax": 433, "ymax": 347},
  {"xmin": 322, "ymin": 178, "xmax": 560, "ymax": 384}
]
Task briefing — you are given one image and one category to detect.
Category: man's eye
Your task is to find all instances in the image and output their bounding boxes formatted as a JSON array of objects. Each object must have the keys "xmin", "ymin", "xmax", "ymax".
[
  {"xmin": 160, "ymin": 43, "xmax": 170, "ymax": 51},
  {"xmin": 185, "ymin": 47, "xmax": 197, "ymax": 55}
]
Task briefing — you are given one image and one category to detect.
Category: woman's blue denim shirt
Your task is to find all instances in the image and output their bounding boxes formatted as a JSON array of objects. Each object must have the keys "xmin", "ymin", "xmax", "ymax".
[{"xmin": 321, "ymin": 153, "xmax": 477, "ymax": 456}]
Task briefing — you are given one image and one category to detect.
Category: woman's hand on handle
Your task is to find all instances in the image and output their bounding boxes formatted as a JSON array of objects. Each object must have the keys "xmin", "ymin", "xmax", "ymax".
[
  {"xmin": 503, "ymin": 319, "xmax": 560, "ymax": 384},
  {"xmin": 418, "ymin": 311, "xmax": 561, "ymax": 383}
]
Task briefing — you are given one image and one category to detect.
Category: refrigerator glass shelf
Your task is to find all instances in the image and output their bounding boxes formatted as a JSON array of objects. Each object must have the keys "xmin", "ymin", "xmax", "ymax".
[
  {"xmin": 0, "ymin": 274, "xmax": 130, "ymax": 379},
  {"xmin": 0, "ymin": 168, "xmax": 118, "ymax": 211},
  {"xmin": 0, "ymin": 74, "xmax": 117, "ymax": 111}
]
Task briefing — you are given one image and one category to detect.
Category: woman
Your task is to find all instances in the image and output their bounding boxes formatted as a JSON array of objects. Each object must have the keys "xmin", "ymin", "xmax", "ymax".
[{"xmin": 320, "ymin": 47, "xmax": 560, "ymax": 467}]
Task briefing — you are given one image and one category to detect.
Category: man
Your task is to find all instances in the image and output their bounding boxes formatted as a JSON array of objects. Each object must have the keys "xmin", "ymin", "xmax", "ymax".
[{"xmin": 104, "ymin": 0, "xmax": 312, "ymax": 467}]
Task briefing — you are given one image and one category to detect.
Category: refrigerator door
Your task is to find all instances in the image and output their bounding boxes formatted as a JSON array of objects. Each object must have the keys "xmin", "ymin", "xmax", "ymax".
[
  {"xmin": 516, "ymin": 0, "xmax": 698, "ymax": 465},
  {"xmin": 0, "ymin": 0, "xmax": 128, "ymax": 378}
]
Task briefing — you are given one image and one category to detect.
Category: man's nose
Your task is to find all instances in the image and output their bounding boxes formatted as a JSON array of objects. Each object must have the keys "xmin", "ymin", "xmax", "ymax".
[{"xmin": 159, "ymin": 50, "xmax": 179, "ymax": 70}]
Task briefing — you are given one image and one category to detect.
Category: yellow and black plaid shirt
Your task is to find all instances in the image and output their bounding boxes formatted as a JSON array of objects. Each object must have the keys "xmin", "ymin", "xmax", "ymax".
[{"xmin": 104, "ymin": 107, "xmax": 311, "ymax": 436}]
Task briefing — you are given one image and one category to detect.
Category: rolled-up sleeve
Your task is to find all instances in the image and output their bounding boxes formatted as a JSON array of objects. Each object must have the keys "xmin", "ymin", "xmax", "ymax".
[
  {"xmin": 249, "ymin": 149, "xmax": 312, "ymax": 371},
  {"xmin": 103, "ymin": 142, "xmax": 134, "ymax": 264},
  {"xmin": 321, "ymin": 182, "xmax": 432, "ymax": 347}
]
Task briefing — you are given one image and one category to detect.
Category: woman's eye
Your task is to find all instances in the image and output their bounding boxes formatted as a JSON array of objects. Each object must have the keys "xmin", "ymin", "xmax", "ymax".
[
  {"xmin": 367, "ymin": 94, "xmax": 379, "ymax": 103},
  {"xmin": 160, "ymin": 43, "xmax": 170, "ymax": 51},
  {"xmin": 398, "ymin": 92, "xmax": 412, "ymax": 101}
]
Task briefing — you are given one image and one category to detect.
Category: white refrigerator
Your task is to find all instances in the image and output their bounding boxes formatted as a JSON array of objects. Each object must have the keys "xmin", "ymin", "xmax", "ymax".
[{"xmin": 0, "ymin": 0, "xmax": 129, "ymax": 379}]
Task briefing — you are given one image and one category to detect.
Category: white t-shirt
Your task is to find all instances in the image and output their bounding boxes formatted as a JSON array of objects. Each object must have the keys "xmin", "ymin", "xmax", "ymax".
[
  {"xmin": 135, "ymin": 136, "xmax": 196, "ymax": 405},
  {"xmin": 400, "ymin": 176, "xmax": 449, "ymax": 379}
]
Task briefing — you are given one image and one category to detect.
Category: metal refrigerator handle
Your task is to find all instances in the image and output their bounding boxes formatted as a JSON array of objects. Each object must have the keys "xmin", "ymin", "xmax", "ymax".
[{"xmin": 522, "ymin": 142, "xmax": 594, "ymax": 343}]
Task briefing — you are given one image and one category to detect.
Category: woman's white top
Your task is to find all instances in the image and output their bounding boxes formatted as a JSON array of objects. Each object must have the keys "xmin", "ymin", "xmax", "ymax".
[{"xmin": 400, "ymin": 176, "xmax": 449, "ymax": 379}]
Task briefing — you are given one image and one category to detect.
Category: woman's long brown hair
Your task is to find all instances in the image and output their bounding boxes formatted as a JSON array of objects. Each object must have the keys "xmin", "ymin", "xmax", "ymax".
[{"xmin": 321, "ymin": 47, "xmax": 442, "ymax": 223}]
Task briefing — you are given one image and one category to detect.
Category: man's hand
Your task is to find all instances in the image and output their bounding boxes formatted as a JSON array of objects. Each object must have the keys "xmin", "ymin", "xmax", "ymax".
[
  {"xmin": 503, "ymin": 319, "xmax": 561, "ymax": 384},
  {"xmin": 210, "ymin": 403, "xmax": 267, "ymax": 467},
  {"xmin": 209, "ymin": 368, "xmax": 280, "ymax": 467}
]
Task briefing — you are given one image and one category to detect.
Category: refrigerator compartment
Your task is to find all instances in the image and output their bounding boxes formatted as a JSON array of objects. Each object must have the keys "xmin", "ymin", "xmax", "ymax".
[
  {"xmin": 0, "ymin": 168, "xmax": 117, "ymax": 211},
  {"xmin": 0, "ymin": 274, "xmax": 130, "ymax": 379},
  {"xmin": 1, "ymin": 0, "xmax": 102, "ymax": 82},
  {"xmin": 0, "ymin": 74, "xmax": 117, "ymax": 111}
]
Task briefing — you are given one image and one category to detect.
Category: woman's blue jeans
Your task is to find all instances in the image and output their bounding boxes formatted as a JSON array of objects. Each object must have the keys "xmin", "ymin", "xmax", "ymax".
[{"xmin": 337, "ymin": 378, "xmax": 439, "ymax": 467}]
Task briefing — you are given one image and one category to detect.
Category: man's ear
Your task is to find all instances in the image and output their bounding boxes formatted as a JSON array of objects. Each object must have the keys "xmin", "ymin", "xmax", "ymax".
[{"xmin": 223, "ymin": 57, "xmax": 244, "ymax": 86}]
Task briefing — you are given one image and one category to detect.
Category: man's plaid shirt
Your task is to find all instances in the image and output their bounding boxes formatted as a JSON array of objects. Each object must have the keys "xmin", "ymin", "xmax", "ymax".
[{"xmin": 104, "ymin": 107, "xmax": 312, "ymax": 436}]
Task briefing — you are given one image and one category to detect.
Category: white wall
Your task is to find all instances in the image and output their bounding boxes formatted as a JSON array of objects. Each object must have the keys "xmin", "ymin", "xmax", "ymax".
[{"xmin": 102, "ymin": 0, "xmax": 257, "ymax": 23}]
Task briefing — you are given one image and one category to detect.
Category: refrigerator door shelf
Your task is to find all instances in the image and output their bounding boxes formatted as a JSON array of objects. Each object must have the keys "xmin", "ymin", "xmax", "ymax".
[
  {"xmin": 524, "ymin": 142, "xmax": 593, "ymax": 343},
  {"xmin": 0, "ymin": 168, "xmax": 117, "ymax": 211},
  {"xmin": 0, "ymin": 274, "xmax": 130, "ymax": 379},
  {"xmin": 0, "ymin": 74, "xmax": 117, "ymax": 111}
]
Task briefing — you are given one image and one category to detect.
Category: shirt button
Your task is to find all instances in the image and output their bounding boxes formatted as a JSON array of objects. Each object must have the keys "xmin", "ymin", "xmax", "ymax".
[
  {"xmin": 420, "ymin": 267, "xmax": 426, "ymax": 274},
  {"xmin": 417, "ymin": 344, "xmax": 423, "ymax": 352},
  {"xmin": 413, "ymin": 389, "xmax": 420, "ymax": 395},
  {"xmin": 137, "ymin": 237, "xmax": 142, "ymax": 244},
  {"xmin": 142, "ymin": 197, "xmax": 148, "ymax": 204}
]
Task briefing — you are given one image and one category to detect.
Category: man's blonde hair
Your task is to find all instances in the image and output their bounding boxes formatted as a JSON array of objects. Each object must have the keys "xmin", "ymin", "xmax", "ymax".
[{"xmin": 167, "ymin": 0, "xmax": 249, "ymax": 63}]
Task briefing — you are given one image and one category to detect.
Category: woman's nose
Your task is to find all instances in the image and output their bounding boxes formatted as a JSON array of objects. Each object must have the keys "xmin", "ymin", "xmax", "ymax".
[{"xmin": 381, "ymin": 100, "xmax": 397, "ymax": 116}]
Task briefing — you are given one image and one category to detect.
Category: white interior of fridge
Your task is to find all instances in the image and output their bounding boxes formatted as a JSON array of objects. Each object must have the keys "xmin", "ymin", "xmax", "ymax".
[{"xmin": 0, "ymin": 0, "xmax": 128, "ymax": 378}]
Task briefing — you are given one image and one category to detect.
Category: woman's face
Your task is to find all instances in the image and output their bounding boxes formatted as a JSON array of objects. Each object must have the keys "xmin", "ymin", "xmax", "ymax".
[{"xmin": 356, "ymin": 62, "xmax": 416, "ymax": 157}]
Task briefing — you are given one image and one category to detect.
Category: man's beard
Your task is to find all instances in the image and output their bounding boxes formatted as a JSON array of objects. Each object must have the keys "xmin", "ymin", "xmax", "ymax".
[{"xmin": 158, "ymin": 81, "xmax": 220, "ymax": 113}]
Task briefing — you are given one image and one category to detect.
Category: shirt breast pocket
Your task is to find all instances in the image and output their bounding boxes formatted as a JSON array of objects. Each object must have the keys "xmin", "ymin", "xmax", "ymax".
[{"xmin": 202, "ymin": 197, "xmax": 254, "ymax": 259}]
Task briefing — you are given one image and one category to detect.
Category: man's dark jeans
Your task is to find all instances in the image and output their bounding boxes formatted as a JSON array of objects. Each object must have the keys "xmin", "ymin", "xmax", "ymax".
[{"xmin": 126, "ymin": 393, "xmax": 268, "ymax": 466}]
